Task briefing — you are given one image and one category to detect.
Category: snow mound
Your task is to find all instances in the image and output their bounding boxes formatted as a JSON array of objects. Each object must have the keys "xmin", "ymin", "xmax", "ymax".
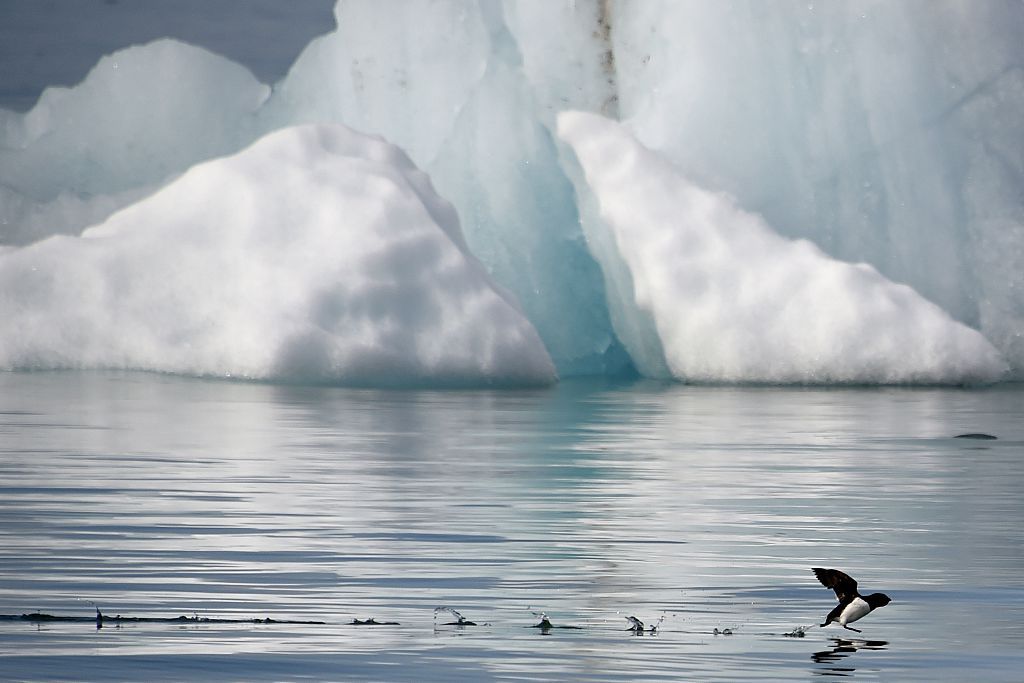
[
  {"xmin": 0, "ymin": 123, "xmax": 557, "ymax": 387},
  {"xmin": 558, "ymin": 110, "xmax": 1007, "ymax": 385}
]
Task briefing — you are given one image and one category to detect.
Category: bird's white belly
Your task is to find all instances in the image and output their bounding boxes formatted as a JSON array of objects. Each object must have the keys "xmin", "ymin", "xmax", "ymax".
[{"xmin": 839, "ymin": 597, "xmax": 871, "ymax": 625}]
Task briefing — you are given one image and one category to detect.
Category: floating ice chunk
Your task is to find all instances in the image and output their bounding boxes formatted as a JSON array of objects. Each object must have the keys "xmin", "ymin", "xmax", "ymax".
[
  {"xmin": 0, "ymin": 123, "xmax": 556, "ymax": 387},
  {"xmin": 558, "ymin": 111, "xmax": 1008, "ymax": 385}
]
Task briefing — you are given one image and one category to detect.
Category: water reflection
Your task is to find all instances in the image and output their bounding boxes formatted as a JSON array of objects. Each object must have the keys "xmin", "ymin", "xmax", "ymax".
[
  {"xmin": 811, "ymin": 638, "xmax": 888, "ymax": 676},
  {"xmin": 1, "ymin": 373, "xmax": 1023, "ymax": 681}
]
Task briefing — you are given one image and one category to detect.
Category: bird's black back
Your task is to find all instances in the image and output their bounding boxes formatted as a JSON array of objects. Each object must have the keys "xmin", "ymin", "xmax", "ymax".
[{"xmin": 812, "ymin": 567, "xmax": 860, "ymax": 602}]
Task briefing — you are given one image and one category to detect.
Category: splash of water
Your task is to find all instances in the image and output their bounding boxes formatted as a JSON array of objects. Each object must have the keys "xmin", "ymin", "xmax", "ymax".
[{"xmin": 433, "ymin": 606, "xmax": 477, "ymax": 626}]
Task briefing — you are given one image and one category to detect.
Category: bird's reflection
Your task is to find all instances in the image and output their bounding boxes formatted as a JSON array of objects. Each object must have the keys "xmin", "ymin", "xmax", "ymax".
[{"xmin": 811, "ymin": 638, "xmax": 888, "ymax": 676}]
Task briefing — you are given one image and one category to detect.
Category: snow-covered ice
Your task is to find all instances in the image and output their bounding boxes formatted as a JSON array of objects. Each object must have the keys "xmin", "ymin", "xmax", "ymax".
[
  {"xmin": 0, "ymin": 124, "xmax": 557, "ymax": 387},
  {"xmin": 1, "ymin": 0, "xmax": 1021, "ymax": 385},
  {"xmin": 558, "ymin": 110, "xmax": 1007, "ymax": 384}
]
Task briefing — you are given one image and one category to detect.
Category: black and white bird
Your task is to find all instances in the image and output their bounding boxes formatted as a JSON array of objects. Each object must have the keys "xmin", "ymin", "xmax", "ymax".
[{"xmin": 812, "ymin": 567, "xmax": 891, "ymax": 633}]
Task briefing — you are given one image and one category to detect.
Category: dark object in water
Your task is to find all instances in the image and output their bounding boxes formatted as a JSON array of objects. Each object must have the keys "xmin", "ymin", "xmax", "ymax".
[
  {"xmin": 713, "ymin": 627, "xmax": 733, "ymax": 635},
  {"xmin": 434, "ymin": 607, "xmax": 477, "ymax": 626},
  {"xmin": 351, "ymin": 618, "xmax": 400, "ymax": 626},
  {"xmin": 2, "ymin": 612, "xmax": 326, "ymax": 625},
  {"xmin": 528, "ymin": 614, "xmax": 584, "ymax": 631},
  {"xmin": 626, "ymin": 615, "xmax": 658, "ymax": 634},
  {"xmin": 954, "ymin": 433, "xmax": 997, "ymax": 440}
]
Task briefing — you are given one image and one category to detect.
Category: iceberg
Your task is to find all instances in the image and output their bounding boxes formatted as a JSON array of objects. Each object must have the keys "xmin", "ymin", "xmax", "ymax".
[
  {"xmin": 0, "ymin": 39, "xmax": 269, "ymax": 245},
  {"xmin": 558, "ymin": 111, "xmax": 1008, "ymax": 384},
  {"xmin": 1, "ymin": 0, "xmax": 1021, "ymax": 385},
  {"xmin": 0, "ymin": 124, "xmax": 557, "ymax": 387}
]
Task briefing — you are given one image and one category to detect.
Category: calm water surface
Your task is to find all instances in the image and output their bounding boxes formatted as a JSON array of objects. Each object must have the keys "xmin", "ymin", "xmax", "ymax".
[{"xmin": 1, "ymin": 372, "xmax": 1022, "ymax": 681}]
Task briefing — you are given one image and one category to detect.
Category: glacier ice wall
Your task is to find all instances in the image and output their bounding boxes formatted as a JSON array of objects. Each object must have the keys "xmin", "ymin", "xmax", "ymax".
[
  {"xmin": 610, "ymin": 0, "xmax": 1024, "ymax": 376},
  {"xmin": 1, "ymin": 0, "xmax": 1022, "ymax": 383},
  {"xmin": 0, "ymin": 124, "xmax": 557, "ymax": 387},
  {"xmin": 559, "ymin": 110, "xmax": 1007, "ymax": 384}
]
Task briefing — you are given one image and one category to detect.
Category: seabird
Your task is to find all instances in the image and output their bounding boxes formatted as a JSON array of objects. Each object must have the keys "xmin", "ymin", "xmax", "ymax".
[
  {"xmin": 812, "ymin": 567, "xmax": 891, "ymax": 633},
  {"xmin": 625, "ymin": 616, "xmax": 645, "ymax": 633}
]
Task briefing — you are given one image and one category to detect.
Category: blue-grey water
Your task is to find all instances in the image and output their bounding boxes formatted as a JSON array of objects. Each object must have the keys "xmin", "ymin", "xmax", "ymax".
[{"xmin": 1, "ymin": 371, "xmax": 1022, "ymax": 682}]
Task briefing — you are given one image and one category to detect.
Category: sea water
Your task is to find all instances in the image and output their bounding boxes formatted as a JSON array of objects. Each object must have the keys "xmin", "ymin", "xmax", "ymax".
[{"xmin": 1, "ymin": 371, "xmax": 1022, "ymax": 681}]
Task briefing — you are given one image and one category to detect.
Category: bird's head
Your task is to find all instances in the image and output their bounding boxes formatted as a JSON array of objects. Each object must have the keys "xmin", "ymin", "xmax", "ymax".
[{"xmin": 866, "ymin": 593, "xmax": 891, "ymax": 609}]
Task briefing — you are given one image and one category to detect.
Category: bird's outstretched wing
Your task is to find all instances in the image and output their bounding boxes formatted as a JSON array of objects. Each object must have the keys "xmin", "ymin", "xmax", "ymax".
[{"xmin": 812, "ymin": 567, "xmax": 858, "ymax": 602}]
